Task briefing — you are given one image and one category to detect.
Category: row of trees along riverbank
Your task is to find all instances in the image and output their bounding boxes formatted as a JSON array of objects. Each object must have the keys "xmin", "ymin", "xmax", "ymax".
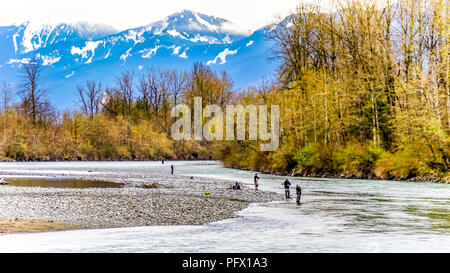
[
  {"xmin": 215, "ymin": 0, "xmax": 449, "ymax": 182},
  {"xmin": 0, "ymin": 62, "xmax": 234, "ymax": 161}
]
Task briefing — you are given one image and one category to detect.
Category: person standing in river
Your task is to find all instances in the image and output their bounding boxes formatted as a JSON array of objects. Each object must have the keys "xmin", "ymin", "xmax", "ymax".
[
  {"xmin": 171, "ymin": 164, "xmax": 174, "ymax": 175},
  {"xmin": 283, "ymin": 179, "xmax": 291, "ymax": 198},
  {"xmin": 253, "ymin": 173, "xmax": 260, "ymax": 190},
  {"xmin": 296, "ymin": 184, "xmax": 302, "ymax": 204}
]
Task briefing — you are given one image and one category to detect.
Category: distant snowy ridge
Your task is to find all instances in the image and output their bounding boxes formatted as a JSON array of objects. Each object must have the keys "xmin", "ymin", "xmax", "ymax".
[{"xmin": 0, "ymin": 9, "xmax": 280, "ymax": 109}]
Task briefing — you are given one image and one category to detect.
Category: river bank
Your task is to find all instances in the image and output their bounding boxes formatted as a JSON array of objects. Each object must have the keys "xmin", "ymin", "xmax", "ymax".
[
  {"xmin": 0, "ymin": 167, "xmax": 281, "ymax": 234},
  {"xmin": 221, "ymin": 164, "xmax": 450, "ymax": 184},
  {"xmin": 0, "ymin": 218, "xmax": 80, "ymax": 233},
  {"xmin": 3, "ymin": 158, "xmax": 448, "ymax": 183}
]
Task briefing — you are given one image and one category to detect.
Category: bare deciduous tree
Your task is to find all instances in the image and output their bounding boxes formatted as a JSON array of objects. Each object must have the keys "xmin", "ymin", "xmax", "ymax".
[
  {"xmin": 1, "ymin": 82, "xmax": 13, "ymax": 113},
  {"xmin": 77, "ymin": 81, "xmax": 103, "ymax": 119},
  {"xmin": 17, "ymin": 58, "xmax": 51, "ymax": 125},
  {"xmin": 116, "ymin": 70, "xmax": 135, "ymax": 118}
]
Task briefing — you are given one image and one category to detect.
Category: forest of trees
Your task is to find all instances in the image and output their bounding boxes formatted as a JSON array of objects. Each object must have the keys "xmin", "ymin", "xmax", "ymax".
[
  {"xmin": 216, "ymin": 0, "xmax": 449, "ymax": 181},
  {"xmin": 0, "ymin": 61, "xmax": 234, "ymax": 161},
  {"xmin": 0, "ymin": 0, "xmax": 448, "ymax": 182}
]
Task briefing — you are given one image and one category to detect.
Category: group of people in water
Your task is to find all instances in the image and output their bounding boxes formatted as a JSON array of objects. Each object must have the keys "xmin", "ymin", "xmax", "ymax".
[
  {"xmin": 162, "ymin": 160, "xmax": 175, "ymax": 175},
  {"xmin": 254, "ymin": 173, "xmax": 302, "ymax": 204},
  {"xmin": 163, "ymin": 160, "xmax": 301, "ymax": 203}
]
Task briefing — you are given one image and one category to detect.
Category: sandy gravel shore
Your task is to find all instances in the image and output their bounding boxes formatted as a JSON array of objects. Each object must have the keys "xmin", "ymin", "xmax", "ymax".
[
  {"xmin": 0, "ymin": 218, "xmax": 80, "ymax": 233},
  {"xmin": 0, "ymin": 170, "xmax": 281, "ymax": 233}
]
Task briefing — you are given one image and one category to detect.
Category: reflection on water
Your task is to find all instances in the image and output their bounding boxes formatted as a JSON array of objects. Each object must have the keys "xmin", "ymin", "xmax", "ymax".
[
  {"xmin": 4, "ymin": 178, "xmax": 123, "ymax": 189},
  {"xmin": 0, "ymin": 160, "xmax": 449, "ymax": 252},
  {"xmin": 405, "ymin": 205, "xmax": 450, "ymax": 230}
]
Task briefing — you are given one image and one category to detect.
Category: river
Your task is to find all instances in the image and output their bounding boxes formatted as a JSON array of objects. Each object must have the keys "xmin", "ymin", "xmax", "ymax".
[{"xmin": 0, "ymin": 160, "xmax": 449, "ymax": 252}]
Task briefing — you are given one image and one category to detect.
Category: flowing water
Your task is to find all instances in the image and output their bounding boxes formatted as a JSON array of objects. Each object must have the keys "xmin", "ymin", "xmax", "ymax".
[{"xmin": 0, "ymin": 161, "xmax": 449, "ymax": 252}]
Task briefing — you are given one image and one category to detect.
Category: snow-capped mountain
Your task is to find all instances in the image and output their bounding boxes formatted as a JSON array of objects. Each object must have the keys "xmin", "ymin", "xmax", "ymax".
[
  {"xmin": 0, "ymin": 10, "xmax": 278, "ymax": 109},
  {"xmin": 0, "ymin": 21, "xmax": 117, "ymax": 59},
  {"xmin": 142, "ymin": 9, "xmax": 247, "ymax": 44}
]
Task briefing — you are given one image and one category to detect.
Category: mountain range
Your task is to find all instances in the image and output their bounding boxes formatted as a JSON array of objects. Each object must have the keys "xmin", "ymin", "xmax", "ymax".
[{"xmin": 0, "ymin": 10, "xmax": 280, "ymax": 110}]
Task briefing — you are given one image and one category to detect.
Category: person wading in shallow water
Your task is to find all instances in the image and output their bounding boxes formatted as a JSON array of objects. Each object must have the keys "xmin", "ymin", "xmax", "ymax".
[
  {"xmin": 171, "ymin": 165, "xmax": 174, "ymax": 175},
  {"xmin": 296, "ymin": 184, "xmax": 302, "ymax": 204},
  {"xmin": 253, "ymin": 173, "xmax": 260, "ymax": 190},
  {"xmin": 283, "ymin": 179, "xmax": 291, "ymax": 198}
]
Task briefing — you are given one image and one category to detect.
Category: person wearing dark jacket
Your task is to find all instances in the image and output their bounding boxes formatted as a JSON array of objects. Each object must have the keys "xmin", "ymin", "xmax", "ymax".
[
  {"xmin": 283, "ymin": 179, "xmax": 291, "ymax": 198},
  {"xmin": 253, "ymin": 173, "xmax": 260, "ymax": 190},
  {"xmin": 296, "ymin": 184, "xmax": 302, "ymax": 204}
]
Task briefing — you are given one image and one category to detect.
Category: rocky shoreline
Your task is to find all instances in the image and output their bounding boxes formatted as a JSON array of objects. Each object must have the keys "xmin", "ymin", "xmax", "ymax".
[
  {"xmin": 0, "ymin": 170, "xmax": 281, "ymax": 233},
  {"xmin": 224, "ymin": 165, "xmax": 450, "ymax": 184}
]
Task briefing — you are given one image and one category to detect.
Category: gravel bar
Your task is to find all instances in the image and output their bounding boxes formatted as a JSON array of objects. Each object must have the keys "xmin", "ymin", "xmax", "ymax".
[{"xmin": 0, "ymin": 169, "xmax": 281, "ymax": 231}]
